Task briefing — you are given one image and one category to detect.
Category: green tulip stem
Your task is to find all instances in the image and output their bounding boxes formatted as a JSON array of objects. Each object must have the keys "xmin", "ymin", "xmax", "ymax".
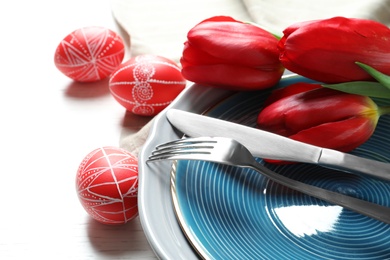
[{"xmin": 378, "ymin": 105, "xmax": 390, "ymax": 116}]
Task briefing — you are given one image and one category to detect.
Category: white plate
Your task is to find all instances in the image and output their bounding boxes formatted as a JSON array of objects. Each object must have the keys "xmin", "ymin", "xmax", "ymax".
[{"xmin": 138, "ymin": 74, "xmax": 390, "ymax": 259}]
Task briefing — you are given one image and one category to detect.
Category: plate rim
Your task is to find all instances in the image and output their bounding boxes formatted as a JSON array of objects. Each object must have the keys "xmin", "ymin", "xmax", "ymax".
[{"xmin": 138, "ymin": 83, "xmax": 235, "ymax": 259}]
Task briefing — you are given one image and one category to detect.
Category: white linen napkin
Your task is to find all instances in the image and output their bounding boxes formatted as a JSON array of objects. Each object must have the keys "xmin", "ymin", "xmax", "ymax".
[
  {"xmin": 243, "ymin": 0, "xmax": 390, "ymax": 35},
  {"xmin": 111, "ymin": 0, "xmax": 390, "ymax": 156}
]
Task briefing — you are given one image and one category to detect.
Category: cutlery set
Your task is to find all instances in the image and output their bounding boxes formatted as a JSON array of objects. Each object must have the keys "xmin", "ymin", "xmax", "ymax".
[
  {"xmin": 166, "ymin": 109, "xmax": 390, "ymax": 181},
  {"xmin": 148, "ymin": 109, "xmax": 390, "ymax": 224}
]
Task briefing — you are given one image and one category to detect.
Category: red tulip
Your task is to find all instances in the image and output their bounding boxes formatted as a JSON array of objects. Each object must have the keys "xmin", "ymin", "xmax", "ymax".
[
  {"xmin": 257, "ymin": 83, "xmax": 390, "ymax": 154},
  {"xmin": 263, "ymin": 82, "xmax": 321, "ymax": 106},
  {"xmin": 278, "ymin": 17, "xmax": 390, "ymax": 83},
  {"xmin": 180, "ymin": 16, "xmax": 284, "ymax": 91}
]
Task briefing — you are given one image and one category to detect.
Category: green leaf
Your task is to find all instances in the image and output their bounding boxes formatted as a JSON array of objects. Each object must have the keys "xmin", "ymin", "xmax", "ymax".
[
  {"xmin": 322, "ymin": 81, "xmax": 390, "ymax": 99},
  {"xmin": 355, "ymin": 62, "xmax": 390, "ymax": 90}
]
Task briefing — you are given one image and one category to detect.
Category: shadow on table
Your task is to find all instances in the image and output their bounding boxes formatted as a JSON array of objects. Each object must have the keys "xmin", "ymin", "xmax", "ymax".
[
  {"xmin": 87, "ymin": 216, "xmax": 156, "ymax": 258},
  {"xmin": 64, "ymin": 78, "xmax": 111, "ymax": 99}
]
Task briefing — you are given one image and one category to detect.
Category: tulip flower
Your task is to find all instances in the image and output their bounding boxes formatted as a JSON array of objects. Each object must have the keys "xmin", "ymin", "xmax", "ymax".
[
  {"xmin": 263, "ymin": 82, "xmax": 321, "ymax": 106},
  {"xmin": 278, "ymin": 16, "xmax": 390, "ymax": 83},
  {"xmin": 180, "ymin": 16, "xmax": 284, "ymax": 91},
  {"xmin": 257, "ymin": 83, "xmax": 390, "ymax": 154}
]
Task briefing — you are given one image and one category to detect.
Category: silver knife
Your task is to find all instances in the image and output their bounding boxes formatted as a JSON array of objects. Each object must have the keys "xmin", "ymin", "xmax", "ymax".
[{"xmin": 166, "ymin": 109, "xmax": 390, "ymax": 182}]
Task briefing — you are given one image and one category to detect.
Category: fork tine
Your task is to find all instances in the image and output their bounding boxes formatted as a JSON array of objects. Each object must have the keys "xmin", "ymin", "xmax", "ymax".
[
  {"xmin": 151, "ymin": 144, "xmax": 213, "ymax": 156},
  {"xmin": 148, "ymin": 149, "xmax": 212, "ymax": 161},
  {"xmin": 147, "ymin": 138, "xmax": 216, "ymax": 162},
  {"xmin": 154, "ymin": 137, "xmax": 217, "ymax": 150}
]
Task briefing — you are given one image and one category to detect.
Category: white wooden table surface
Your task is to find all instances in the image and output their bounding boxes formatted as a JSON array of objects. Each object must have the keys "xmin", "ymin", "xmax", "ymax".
[{"xmin": 0, "ymin": 0, "xmax": 157, "ymax": 259}]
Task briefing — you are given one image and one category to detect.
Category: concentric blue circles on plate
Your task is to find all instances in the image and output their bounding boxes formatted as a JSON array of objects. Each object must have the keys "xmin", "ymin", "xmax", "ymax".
[{"xmin": 171, "ymin": 76, "xmax": 390, "ymax": 260}]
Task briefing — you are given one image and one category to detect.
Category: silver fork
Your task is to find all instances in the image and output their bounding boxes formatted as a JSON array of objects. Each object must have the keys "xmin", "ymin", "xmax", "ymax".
[{"xmin": 147, "ymin": 136, "xmax": 390, "ymax": 224}]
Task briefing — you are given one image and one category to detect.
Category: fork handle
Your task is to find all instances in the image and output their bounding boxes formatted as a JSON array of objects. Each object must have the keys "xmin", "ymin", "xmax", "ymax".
[{"xmin": 249, "ymin": 162, "xmax": 390, "ymax": 224}]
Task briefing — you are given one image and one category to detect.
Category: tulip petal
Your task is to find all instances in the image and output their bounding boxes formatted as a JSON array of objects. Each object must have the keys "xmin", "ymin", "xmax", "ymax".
[
  {"xmin": 198, "ymin": 16, "xmax": 238, "ymax": 24},
  {"xmin": 278, "ymin": 17, "xmax": 390, "ymax": 83},
  {"xmin": 264, "ymin": 82, "xmax": 322, "ymax": 106},
  {"xmin": 279, "ymin": 47, "xmax": 368, "ymax": 83},
  {"xmin": 181, "ymin": 42, "xmax": 225, "ymax": 66},
  {"xmin": 188, "ymin": 20, "xmax": 280, "ymax": 67},
  {"xmin": 181, "ymin": 63, "xmax": 283, "ymax": 90},
  {"xmin": 289, "ymin": 116, "xmax": 377, "ymax": 152}
]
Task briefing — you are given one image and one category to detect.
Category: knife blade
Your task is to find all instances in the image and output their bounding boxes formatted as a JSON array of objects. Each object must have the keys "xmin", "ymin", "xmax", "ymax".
[{"xmin": 166, "ymin": 109, "xmax": 390, "ymax": 182}]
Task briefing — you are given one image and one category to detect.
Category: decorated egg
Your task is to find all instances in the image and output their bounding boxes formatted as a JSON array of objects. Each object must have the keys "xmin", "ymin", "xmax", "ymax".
[
  {"xmin": 109, "ymin": 54, "xmax": 187, "ymax": 116},
  {"xmin": 54, "ymin": 26, "xmax": 125, "ymax": 82},
  {"xmin": 76, "ymin": 147, "xmax": 138, "ymax": 225}
]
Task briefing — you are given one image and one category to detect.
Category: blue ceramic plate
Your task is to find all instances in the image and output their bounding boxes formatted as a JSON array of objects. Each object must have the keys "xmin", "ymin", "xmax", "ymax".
[{"xmin": 171, "ymin": 76, "xmax": 390, "ymax": 259}]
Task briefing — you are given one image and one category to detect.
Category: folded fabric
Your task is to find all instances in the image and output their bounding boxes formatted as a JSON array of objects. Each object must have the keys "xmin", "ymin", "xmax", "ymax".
[
  {"xmin": 120, "ymin": 119, "xmax": 154, "ymax": 157},
  {"xmin": 243, "ymin": 0, "xmax": 390, "ymax": 35},
  {"xmin": 111, "ymin": 0, "xmax": 390, "ymax": 156},
  {"xmin": 111, "ymin": 0, "xmax": 251, "ymax": 64}
]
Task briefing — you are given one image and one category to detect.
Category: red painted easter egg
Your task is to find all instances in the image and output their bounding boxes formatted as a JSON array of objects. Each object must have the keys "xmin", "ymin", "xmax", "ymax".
[
  {"xmin": 109, "ymin": 54, "xmax": 187, "ymax": 116},
  {"xmin": 76, "ymin": 147, "xmax": 138, "ymax": 225},
  {"xmin": 54, "ymin": 26, "xmax": 125, "ymax": 82}
]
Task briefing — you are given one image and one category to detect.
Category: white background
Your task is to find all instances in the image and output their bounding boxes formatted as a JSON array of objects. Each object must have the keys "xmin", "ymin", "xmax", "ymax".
[{"xmin": 0, "ymin": 0, "xmax": 156, "ymax": 259}]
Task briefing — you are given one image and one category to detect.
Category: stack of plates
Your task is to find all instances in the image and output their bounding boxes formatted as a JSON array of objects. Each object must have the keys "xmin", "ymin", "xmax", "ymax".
[{"xmin": 138, "ymin": 75, "xmax": 390, "ymax": 259}]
